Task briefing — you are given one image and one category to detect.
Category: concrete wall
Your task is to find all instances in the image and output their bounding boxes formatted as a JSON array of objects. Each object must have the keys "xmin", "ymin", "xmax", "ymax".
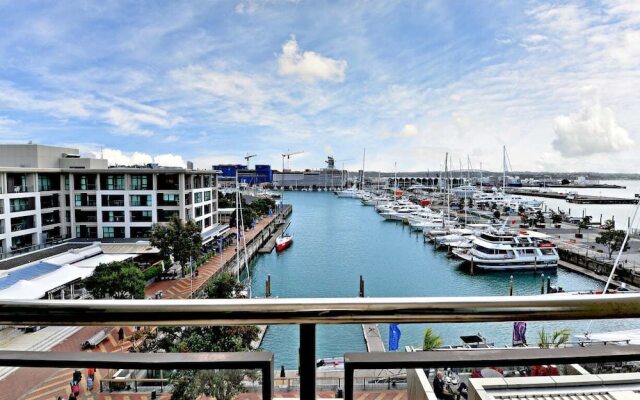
[
  {"xmin": 407, "ymin": 368, "xmax": 438, "ymax": 400},
  {"xmin": 0, "ymin": 144, "xmax": 78, "ymax": 168}
]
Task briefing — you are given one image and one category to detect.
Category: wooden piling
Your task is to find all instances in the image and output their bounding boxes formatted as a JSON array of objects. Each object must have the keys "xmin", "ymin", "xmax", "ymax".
[
  {"xmin": 509, "ymin": 275, "xmax": 513, "ymax": 296},
  {"xmin": 470, "ymin": 257, "xmax": 474, "ymax": 275},
  {"xmin": 540, "ymin": 274, "xmax": 545, "ymax": 294},
  {"xmin": 359, "ymin": 275, "xmax": 365, "ymax": 297},
  {"xmin": 266, "ymin": 275, "xmax": 271, "ymax": 298}
]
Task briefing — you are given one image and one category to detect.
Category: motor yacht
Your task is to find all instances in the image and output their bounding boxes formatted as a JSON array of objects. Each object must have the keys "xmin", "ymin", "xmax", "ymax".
[{"xmin": 451, "ymin": 230, "xmax": 559, "ymax": 271}]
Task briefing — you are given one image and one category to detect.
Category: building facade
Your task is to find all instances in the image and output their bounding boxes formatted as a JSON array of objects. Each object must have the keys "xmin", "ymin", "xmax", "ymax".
[
  {"xmin": 213, "ymin": 164, "xmax": 273, "ymax": 185},
  {"xmin": 0, "ymin": 144, "xmax": 219, "ymax": 257}
]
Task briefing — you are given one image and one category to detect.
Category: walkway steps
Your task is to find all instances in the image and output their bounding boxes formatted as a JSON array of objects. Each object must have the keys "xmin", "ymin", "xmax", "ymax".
[{"xmin": 362, "ymin": 324, "xmax": 385, "ymax": 352}]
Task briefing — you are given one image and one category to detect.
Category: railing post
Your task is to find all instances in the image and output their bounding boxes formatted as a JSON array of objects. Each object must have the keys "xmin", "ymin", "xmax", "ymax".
[
  {"xmin": 262, "ymin": 363, "xmax": 273, "ymax": 400},
  {"xmin": 345, "ymin": 364, "xmax": 354, "ymax": 400},
  {"xmin": 299, "ymin": 324, "xmax": 316, "ymax": 399}
]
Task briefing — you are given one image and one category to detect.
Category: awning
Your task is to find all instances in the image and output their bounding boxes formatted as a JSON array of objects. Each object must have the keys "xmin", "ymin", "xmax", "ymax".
[{"xmin": 201, "ymin": 223, "xmax": 231, "ymax": 244}]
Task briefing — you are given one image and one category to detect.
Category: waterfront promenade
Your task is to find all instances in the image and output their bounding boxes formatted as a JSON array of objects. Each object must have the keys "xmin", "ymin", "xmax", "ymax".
[{"xmin": 0, "ymin": 213, "xmax": 281, "ymax": 400}]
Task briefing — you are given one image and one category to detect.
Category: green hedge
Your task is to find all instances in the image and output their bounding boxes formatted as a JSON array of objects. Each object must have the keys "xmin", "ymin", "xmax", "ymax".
[{"xmin": 143, "ymin": 265, "xmax": 163, "ymax": 281}]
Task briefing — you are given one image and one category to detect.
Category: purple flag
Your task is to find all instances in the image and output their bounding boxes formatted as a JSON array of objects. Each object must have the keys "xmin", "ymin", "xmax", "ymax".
[{"xmin": 513, "ymin": 321, "xmax": 527, "ymax": 346}]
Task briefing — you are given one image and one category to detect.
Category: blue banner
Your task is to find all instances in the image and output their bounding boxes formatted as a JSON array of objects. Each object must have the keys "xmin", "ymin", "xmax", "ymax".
[{"xmin": 388, "ymin": 323, "xmax": 401, "ymax": 351}]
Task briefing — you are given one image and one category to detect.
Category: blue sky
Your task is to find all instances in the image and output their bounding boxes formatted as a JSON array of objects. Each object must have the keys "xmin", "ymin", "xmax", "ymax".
[{"xmin": 0, "ymin": 0, "xmax": 639, "ymax": 172}]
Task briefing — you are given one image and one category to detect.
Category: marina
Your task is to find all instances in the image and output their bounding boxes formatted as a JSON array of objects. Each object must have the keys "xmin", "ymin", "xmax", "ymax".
[
  {"xmin": 250, "ymin": 190, "xmax": 640, "ymax": 368},
  {"xmin": 504, "ymin": 188, "xmax": 639, "ymax": 204}
]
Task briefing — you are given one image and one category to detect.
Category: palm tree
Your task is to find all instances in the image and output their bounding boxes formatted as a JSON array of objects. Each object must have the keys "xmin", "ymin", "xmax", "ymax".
[
  {"xmin": 423, "ymin": 328, "xmax": 443, "ymax": 350},
  {"xmin": 537, "ymin": 327, "xmax": 571, "ymax": 348}
]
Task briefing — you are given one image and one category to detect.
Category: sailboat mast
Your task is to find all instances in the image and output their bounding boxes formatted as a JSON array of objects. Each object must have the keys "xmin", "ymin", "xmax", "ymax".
[
  {"xmin": 235, "ymin": 170, "xmax": 240, "ymax": 281},
  {"xmin": 502, "ymin": 145, "xmax": 506, "ymax": 192},
  {"xmin": 394, "ymin": 161, "xmax": 398, "ymax": 200},
  {"xmin": 445, "ymin": 153, "xmax": 450, "ymax": 225},
  {"xmin": 361, "ymin": 147, "xmax": 366, "ymax": 190}
]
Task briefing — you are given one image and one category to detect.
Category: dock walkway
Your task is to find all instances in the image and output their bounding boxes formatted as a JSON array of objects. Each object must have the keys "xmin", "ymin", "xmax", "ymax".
[
  {"xmin": 362, "ymin": 324, "xmax": 385, "ymax": 352},
  {"xmin": 258, "ymin": 222, "xmax": 287, "ymax": 254}
]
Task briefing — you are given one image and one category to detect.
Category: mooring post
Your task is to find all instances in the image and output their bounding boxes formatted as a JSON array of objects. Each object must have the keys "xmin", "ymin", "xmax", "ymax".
[
  {"xmin": 470, "ymin": 256, "xmax": 474, "ymax": 275},
  {"xmin": 509, "ymin": 275, "xmax": 513, "ymax": 296},
  {"xmin": 266, "ymin": 275, "xmax": 271, "ymax": 298},
  {"xmin": 359, "ymin": 275, "xmax": 365, "ymax": 298},
  {"xmin": 540, "ymin": 273, "xmax": 545, "ymax": 294},
  {"xmin": 547, "ymin": 276, "xmax": 552, "ymax": 293}
]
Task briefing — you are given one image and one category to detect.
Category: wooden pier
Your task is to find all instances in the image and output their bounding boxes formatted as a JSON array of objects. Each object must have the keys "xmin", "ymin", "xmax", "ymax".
[{"xmin": 362, "ymin": 324, "xmax": 385, "ymax": 352}]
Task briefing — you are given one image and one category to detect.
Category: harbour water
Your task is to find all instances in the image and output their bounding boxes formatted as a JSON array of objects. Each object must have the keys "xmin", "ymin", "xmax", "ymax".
[{"xmin": 249, "ymin": 189, "xmax": 640, "ymax": 368}]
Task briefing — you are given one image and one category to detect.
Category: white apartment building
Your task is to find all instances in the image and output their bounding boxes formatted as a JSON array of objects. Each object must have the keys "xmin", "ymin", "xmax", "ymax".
[{"xmin": 0, "ymin": 144, "xmax": 220, "ymax": 258}]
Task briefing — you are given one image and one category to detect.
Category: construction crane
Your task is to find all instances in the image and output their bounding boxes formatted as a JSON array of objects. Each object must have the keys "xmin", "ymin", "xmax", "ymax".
[
  {"xmin": 280, "ymin": 150, "xmax": 304, "ymax": 193},
  {"xmin": 244, "ymin": 153, "xmax": 257, "ymax": 169}
]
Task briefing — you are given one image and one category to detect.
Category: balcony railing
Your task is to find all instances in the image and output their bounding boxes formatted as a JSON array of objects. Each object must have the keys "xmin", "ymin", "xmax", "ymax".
[
  {"xmin": 76, "ymin": 200, "xmax": 97, "ymax": 207},
  {"xmin": 130, "ymin": 185, "xmax": 151, "ymax": 190},
  {"xmin": 9, "ymin": 204, "xmax": 34, "ymax": 213},
  {"xmin": 40, "ymin": 200, "xmax": 60, "ymax": 209},
  {"xmin": 11, "ymin": 222, "xmax": 34, "ymax": 232},
  {"xmin": 104, "ymin": 200, "xmax": 125, "ymax": 207},
  {"xmin": 104, "ymin": 215, "xmax": 125, "ymax": 222},
  {"xmin": 9, "ymin": 185, "xmax": 34, "ymax": 193},
  {"xmin": 75, "ymin": 183, "xmax": 97, "ymax": 190},
  {"xmin": 1, "ymin": 295, "xmax": 640, "ymax": 400}
]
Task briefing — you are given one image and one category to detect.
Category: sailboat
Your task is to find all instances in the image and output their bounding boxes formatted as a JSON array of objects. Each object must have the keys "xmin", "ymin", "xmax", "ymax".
[
  {"xmin": 275, "ymin": 230, "xmax": 293, "ymax": 252},
  {"xmin": 276, "ymin": 152, "xmax": 296, "ymax": 252}
]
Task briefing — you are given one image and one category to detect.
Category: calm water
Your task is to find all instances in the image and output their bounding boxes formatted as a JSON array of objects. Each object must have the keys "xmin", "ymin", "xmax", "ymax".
[{"xmin": 249, "ymin": 191, "xmax": 640, "ymax": 368}]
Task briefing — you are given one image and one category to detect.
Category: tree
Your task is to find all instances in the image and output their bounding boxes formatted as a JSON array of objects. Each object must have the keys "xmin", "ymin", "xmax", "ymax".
[
  {"xmin": 561, "ymin": 178, "xmax": 570, "ymax": 185},
  {"xmin": 538, "ymin": 327, "xmax": 570, "ymax": 348},
  {"xmin": 551, "ymin": 212, "xmax": 563, "ymax": 225},
  {"xmin": 248, "ymin": 197, "xmax": 275, "ymax": 216},
  {"xmin": 84, "ymin": 261, "xmax": 145, "ymax": 299},
  {"xmin": 517, "ymin": 205, "xmax": 525, "ymax": 216},
  {"xmin": 601, "ymin": 219, "xmax": 615, "ymax": 231},
  {"xmin": 577, "ymin": 215, "xmax": 591, "ymax": 234},
  {"xmin": 171, "ymin": 369, "xmax": 245, "ymax": 400},
  {"xmin": 230, "ymin": 206, "xmax": 257, "ymax": 228},
  {"xmin": 136, "ymin": 272, "xmax": 259, "ymax": 400},
  {"xmin": 467, "ymin": 197, "xmax": 474, "ymax": 209},
  {"xmin": 535, "ymin": 210, "xmax": 545, "ymax": 225},
  {"xmin": 150, "ymin": 216, "xmax": 202, "ymax": 276},
  {"xmin": 596, "ymin": 229, "xmax": 630, "ymax": 259},
  {"xmin": 423, "ymin": 328, "xmax": 443, "ymax": 350},
  {"xmin": 218, "ymin": 192, "xmax": 235, "ymax": 209},
  {"xmin": 204, "ymin": 272, "xmax": 245, "ymax": 299},
  {"xmin": 493, "ymin": 210, "xmax": 501, "ymax": 220}
]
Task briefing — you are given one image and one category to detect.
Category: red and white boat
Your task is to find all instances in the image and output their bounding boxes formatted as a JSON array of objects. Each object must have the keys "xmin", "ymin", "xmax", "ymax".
[{"xmin": 275, "ymin": 234, "xmax": 293, "ymax": 252}]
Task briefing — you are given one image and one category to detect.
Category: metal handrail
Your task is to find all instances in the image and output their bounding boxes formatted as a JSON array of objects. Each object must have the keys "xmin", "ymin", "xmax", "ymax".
[
  {"xmin": 1, "ymin": 294, "xmax": 640, "ymax": 326},
  {"xmin": 0, "ymin": 350, "xmax": 273, "ymax": 400}
]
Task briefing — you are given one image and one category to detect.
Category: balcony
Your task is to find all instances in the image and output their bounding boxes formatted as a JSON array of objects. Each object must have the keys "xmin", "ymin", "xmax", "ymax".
[
  {"xmin": 40, "ymin": 197, "xmax": 60, "ymax": 209},
  {"xmin": 75, "ymin": 183, "xmax": 97, "ymax": 190},
  {"xmin": 11, "ymin": 222, "xmax": 35, "ymax": 232},
  {"xmin": 0, "ymin": 296, "xmax": 638, "ymax": 400},
  {"xmin": 8, "ymin": 185, "xmax": 34, "ymax": 193},
  {"xmin": 131, "ymin": 211, "xmax": 152, "ymax": 223},
  {"xmin": 9, "ymin": 203, "xmax": 35, "ymax": 213},
  {"xmin": 42, "ymin": 213, "xmax": 61, "ymax": 226},
  {"xmin": 102, "ymin": 196, "xmax": 125, "ymax": 207}
]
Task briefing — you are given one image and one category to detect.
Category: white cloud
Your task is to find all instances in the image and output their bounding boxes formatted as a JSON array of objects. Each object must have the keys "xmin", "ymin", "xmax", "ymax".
[
  {"xmin": 92, "ymin": 148, "xmax": 186, "ymax": 167},
  {"xmin": 552, "ymin": 105, "xmax": 634, "ymax": 157},
  {"xmin": 277, "ymin": 36, "xmax": 347, "ymax": 82},
  {"xmin": 235, "ymin": 0, "xmax": 259, "ymax": 14},
  {"xmin": 380, "ymin": 124, "xmax": 419, "ymax": 139},
  {"xmin": 523, "ymin": 34, "xmax": 548, "ymax": 43}
]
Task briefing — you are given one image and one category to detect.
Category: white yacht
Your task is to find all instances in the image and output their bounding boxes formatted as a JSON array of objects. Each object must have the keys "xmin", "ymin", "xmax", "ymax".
[
  {"xmin": 451, "ymin": 230, "xmax": 559, "ymax": 271},
  {"xmin": 453, "ymin": 185, "xmax": 479, "ymax": 198},
  {"xmin": 380, "ymin": 204, "xmax": 422, "ymax": 221},
  {"xmin": 335, "ymin": 185, "xmax": 359, "ymax": 198}
]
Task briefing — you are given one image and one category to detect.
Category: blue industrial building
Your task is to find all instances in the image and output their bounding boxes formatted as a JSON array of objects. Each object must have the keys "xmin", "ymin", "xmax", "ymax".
[{"xmin": 213, "ymin": 164, "xmax": 272, "ymax": 184}]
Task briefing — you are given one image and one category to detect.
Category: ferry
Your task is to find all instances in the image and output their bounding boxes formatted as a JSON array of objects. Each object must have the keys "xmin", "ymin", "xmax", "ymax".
[{"xmin": 451, "ymin": 230, "xmax": 559, "ymax": 271}]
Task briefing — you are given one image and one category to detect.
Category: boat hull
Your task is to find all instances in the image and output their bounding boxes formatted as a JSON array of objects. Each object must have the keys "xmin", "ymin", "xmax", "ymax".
[
  {"xmin": 452, "ymin": 250, "xmax": 558, "ymax": 271},
  {"xmin": 276, "ymin": 237, "xmax": 293, "ymax": 252}
]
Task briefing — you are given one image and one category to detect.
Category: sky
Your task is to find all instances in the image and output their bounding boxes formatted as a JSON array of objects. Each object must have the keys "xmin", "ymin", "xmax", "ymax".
[{"xmin": 0, "ymin": 0, "xmax": 639, "ymax": 172}]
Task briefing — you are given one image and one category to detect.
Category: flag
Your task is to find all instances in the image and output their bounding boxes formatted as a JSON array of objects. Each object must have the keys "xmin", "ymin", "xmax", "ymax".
[
  {"xmin": 512, "ymin": 321, "xmax": 527, "ymax": 346},
  {"xmin": 388, "ymin": 323, "xmax": 401, "ymax": 351}
]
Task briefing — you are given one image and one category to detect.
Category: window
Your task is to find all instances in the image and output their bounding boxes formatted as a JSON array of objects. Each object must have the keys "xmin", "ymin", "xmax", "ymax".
[
  {"xmin": 194, "ymin": 192, "xmax": 202, "ymax": 203},
  {"xmin": 75, "ymin": 194, "xmax": 82, "ymax": 207},
  {"xmin": 130, "ymin": 194, "xmax": 152, "ymax": 206},
  {"xmin": 204, "ymin": 191, "xmax": 211, "ymax": 201},
  {"xmin": 38, "ymin": 175, "xmax": 51, "ymax": 191},
  {"xmin": 103, "ymin": 227, "xmax": 115, "ymax": 238},
  {"xmin": 64, "ymin": 176, "xmax": 70, "ymax": 191},
  {"xmin": 106, "ymin": 175, "xmax": 124, "ymax": 190},
  {"xmin": 131, "ymin": 175, "xmax": 149, "ymax": 190}
]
